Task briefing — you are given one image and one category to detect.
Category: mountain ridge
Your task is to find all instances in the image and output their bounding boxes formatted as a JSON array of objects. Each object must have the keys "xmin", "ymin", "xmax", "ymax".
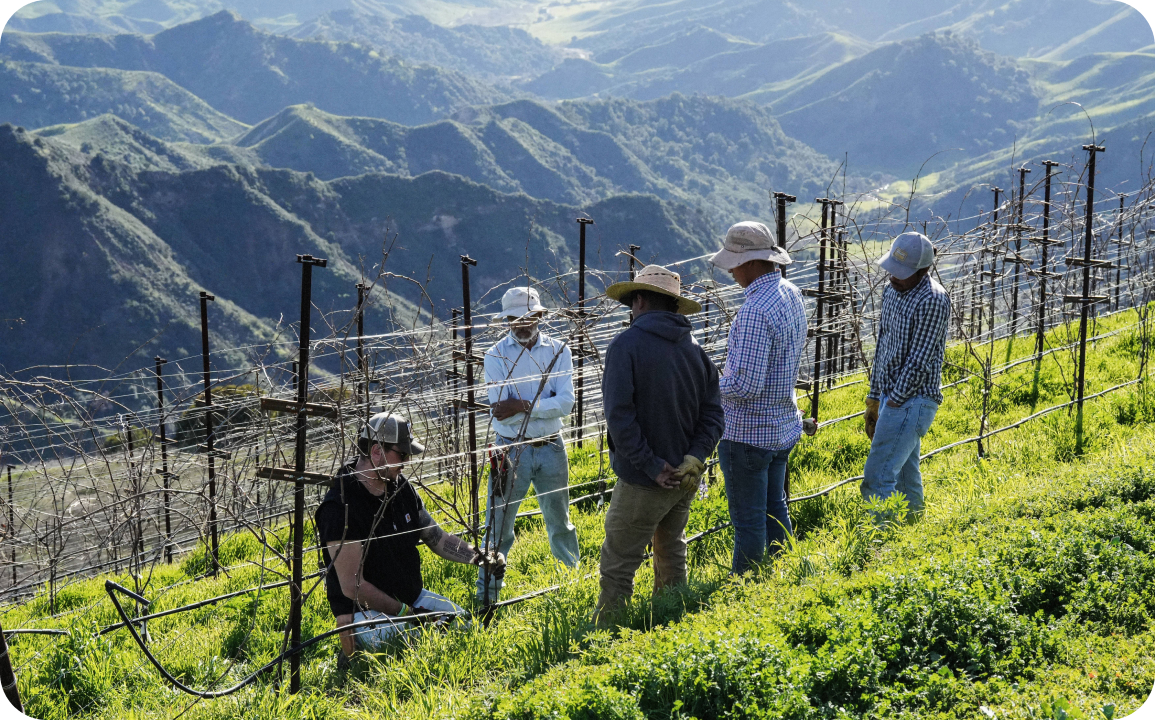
[{"xmin": 1, "ymin": 11, "xmax": 510, "ymax": 126}]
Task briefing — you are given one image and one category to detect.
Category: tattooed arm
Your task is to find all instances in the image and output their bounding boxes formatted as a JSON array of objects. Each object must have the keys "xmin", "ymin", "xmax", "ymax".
[{"xmin": 416, "ymin": 509, "xmax": 505, "ymax": 568}]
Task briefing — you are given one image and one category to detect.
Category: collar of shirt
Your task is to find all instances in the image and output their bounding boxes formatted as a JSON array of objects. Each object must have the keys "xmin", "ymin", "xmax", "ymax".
[
  {"xmin": 744, "ymin": 271, "xmax": 781, "ymax": 298},
  {"xmin": 893, "ymin": 273, "xmax": 931, "ymax": 296},
  {"xmin": 494, "ymin": 331, "xmax": 556, "ymax": 358}
]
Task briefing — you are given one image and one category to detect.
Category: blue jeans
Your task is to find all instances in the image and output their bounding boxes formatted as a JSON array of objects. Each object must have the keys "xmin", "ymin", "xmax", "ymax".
[
  {"xmin": 351, "ymin": 589, "xmax": 467, "ymax": 650},
  {"xmin": 861, "ymin": 396, "xmax": 939, "ymax": 515},
  {"xmin": 477, "ymin": 436, "xmax": 579, "ymax": 604},
  {"xmin": 719, "ymin": 439, "xmax": 794, "ymax": 575}
]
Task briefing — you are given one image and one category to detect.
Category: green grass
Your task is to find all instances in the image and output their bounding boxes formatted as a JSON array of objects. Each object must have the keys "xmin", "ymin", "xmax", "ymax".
[{"xmin": 3, "ymin": 309, "xmax": 1153, "ymax": 719}]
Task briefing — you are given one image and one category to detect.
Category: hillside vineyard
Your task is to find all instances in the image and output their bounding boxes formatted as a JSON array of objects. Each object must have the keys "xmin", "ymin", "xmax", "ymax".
[
  {"xmin": 2, "ymin": 140, "xmax": 1155, "ymax": 710},
  {"xmin": 1, "ymin": 1, "xmax": 1154, "ymax": 718}
]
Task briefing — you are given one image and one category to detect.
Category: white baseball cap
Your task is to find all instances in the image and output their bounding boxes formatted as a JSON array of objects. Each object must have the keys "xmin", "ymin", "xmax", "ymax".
[
  {"xmin": 709, "ymin": 221, "xmax": 793, "ymax": 271},
  {"xmin": 878, "ymin": 232, "xmax": 935, "ymax": 280},
  {"xmin": 496, "ymin": 286, "xmax": 546, "ymax": 320}
]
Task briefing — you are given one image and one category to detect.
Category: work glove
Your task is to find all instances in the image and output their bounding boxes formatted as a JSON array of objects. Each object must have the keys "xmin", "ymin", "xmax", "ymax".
[
  {"xmin": 802, "ymin": 418, "xmax": 818, "ymax": 437},
  {"xmin": 864, "ymin": 398, "xmax": 880, "ymax": 440},
  {"xmin": 672, "ymin": 454, "xmax": 706, "ymax": 491},
  {"xmin": 472, "ymin": 549, "xmax": 507, "ymax": 578}
]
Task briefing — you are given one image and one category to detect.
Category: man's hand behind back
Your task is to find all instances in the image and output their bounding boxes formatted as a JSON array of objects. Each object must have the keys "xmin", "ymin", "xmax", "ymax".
[{"xmin": 654, "ymin": 461, "xmax": 680, "ymax": 489}]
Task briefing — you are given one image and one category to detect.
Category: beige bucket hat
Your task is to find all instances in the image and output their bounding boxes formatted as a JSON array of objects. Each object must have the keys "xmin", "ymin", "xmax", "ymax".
[
  {"xmin": 604, "ymin": 264, "xmax": 702, "ymax": 315},
  {"xmin": 495, "ymin": 286, "xmax": 546, "ymax": 321},
  {"xmin": 709, "ymin": 221, "xmax": 793, "ymax": 270}
]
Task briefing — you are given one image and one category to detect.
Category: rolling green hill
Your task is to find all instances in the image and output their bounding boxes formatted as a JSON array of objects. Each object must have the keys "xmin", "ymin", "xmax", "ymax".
[
  {"xmin": 0, "ymin": 11, "xmax": 509, "ymax": 126},
  {"xmin": 0, "ymin": 59, "xmax": 247, "ymax": 142},
  {"xmin": 227, "ymin": 95, "xmax": 857, "ymax": 222},
  {"xmin": 36, "ymin": 113, "xmax": 257, "ymax": 172}
]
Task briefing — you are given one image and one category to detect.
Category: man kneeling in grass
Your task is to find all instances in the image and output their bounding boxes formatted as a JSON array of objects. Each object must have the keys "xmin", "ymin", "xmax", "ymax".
[{"xmin": 315, "ymin": 412, "xmax": 504, "ymax": 665}]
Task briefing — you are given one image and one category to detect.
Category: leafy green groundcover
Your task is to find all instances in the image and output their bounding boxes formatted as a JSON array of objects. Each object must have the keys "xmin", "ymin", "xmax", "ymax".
[{"xmin": 466, "ymin": 447, "xmax": 1155, "ymax": 719}]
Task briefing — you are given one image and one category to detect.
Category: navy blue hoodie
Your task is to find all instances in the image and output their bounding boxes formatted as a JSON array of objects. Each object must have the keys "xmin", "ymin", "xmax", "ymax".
[{"xmin": 602, "ymin": 311, "xmax": 725, "ymax": 488}]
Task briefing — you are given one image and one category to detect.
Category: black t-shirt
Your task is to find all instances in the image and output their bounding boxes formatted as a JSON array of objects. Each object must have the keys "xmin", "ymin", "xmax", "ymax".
[{"xmin": 315, "ymin": 461, "xmax": 427, "ymax": 617}]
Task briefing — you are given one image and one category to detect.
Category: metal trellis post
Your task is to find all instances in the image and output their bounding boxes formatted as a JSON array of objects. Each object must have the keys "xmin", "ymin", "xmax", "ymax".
[
  {"xmin": 1009, "ymin": 166, "xmax": 1031, "ymax": 340},
  {"xmin": 461, "ymin": 256, "xmax": 480, "ymax": 552},
  {"xmin": 356, "ymin": 282, "xmax": 368, "ymax": 425},
  {"xmin": 576, "ymin": 218, "xmax": 594, "ymax": 448},
  {"xmin": 198, "ymin": 291, "xmax": 219, "ymax": 575},
  {"xmin": 5, "ymin": 466, "xmax": 13, "ymax": 587},
  {"xmin": 290, "ymin": 253, "xmax": 326, "ymax": 694},
  {"xmin": 1066, "ymin": 144, "xmax": 1108, "ymax": 455},
  {"xmin": 773, "ymin": 191, "xmax": 796, "ymax": 278},
  {"xmin": 1032, "ymin": 161, "xmax": 1062, "ymax": 356}
]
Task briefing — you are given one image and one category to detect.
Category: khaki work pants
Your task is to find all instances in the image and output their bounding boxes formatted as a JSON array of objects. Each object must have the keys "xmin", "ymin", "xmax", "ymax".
[{"xmin": 595, "ymin": 477, "xmax": 700, "ymax": 616}]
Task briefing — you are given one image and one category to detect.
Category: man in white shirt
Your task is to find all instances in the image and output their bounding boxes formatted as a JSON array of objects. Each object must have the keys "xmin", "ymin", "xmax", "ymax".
[{"xmin": 477, "ymin": 287, "xmax": 579, "ymax": 605}]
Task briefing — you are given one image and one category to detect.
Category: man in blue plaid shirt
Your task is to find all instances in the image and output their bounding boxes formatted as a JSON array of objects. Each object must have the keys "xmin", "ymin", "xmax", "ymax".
[
  {"xmin": 710, "ymin": 221, "xmax": 811, "ymax": 574},
  {"xmin": 862, "ymin": 232, "xmax": 951, "ymax": 518}
]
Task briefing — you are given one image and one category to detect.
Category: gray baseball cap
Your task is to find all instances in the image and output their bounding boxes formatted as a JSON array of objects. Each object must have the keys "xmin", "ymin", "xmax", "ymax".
[
  {"xmin": 360, "ymin": 412, "xmax": 424, "ymax": 455},
  {"xmin": 709, "ymin": 221, "xmax": 793, "ymax": 271},
  {"xmin": 878, "ymin": 232, "xmax": 935, "ymax": 280}
]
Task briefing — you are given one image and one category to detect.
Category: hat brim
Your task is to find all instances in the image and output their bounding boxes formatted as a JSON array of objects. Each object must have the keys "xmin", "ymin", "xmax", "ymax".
[
  {"xmin": 877, "ymin": 252, "xmax": 918, "ymax": 280},
  {"xmin": 604, "ymin": 281, "xmax": 702, "ymax": 315},
  {"xmin": 708, "ymin": 246, "xmax": 792, "ymax": 271},
  {"xmin": 493, "ymin": 309, "xmax": 546, "ymax": 321},
  {"xmin": 395, "ymin": 436, "xmax": 424, "ymax": 455}
]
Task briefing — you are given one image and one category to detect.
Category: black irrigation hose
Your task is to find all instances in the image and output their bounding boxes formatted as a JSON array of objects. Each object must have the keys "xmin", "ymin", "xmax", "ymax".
[
  {"xmin": 3, "ymin": 629, "xmax": 69, "ymax": 637},
  {"xmin": 103, "ymin": 580, "xmax": 456, "ymax": 699},
  {"xmin": 98, "ymin": 571, "xmax": 324, "ymax": 636}
]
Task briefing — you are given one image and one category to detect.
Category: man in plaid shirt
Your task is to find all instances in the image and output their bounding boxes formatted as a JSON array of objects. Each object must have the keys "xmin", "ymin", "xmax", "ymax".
[
  {"xmin": 862, "ymin": 231, "xmax": 951, "ymax": 518},
  {"xmin": 710, "ymin": 221, "xmax": 811, "ymax": 574}
]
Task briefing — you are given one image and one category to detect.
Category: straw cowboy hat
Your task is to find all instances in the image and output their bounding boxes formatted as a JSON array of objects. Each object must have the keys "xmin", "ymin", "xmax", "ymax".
[{"xmin": 604, "ymin": 264, "xmax": 702, "ymax": 315}]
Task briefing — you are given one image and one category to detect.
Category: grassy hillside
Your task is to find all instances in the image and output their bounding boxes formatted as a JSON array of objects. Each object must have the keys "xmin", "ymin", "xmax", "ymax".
[
  {"xmin": 2, "ymin": 309, "xmax": 1152, "ymax": 718},
  {"xmin": 0, "ymin": 59, "xmax": 247, "ymax": 143},
  {"xmin": 0, "ymin": 11, "xmax": 509, "ymax": 126}
]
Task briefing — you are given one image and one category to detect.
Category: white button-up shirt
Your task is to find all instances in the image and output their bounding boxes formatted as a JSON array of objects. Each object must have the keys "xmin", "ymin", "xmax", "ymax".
[{"xmin": 483, "ymin": 332, "xmax": 574, "ymax": 440}]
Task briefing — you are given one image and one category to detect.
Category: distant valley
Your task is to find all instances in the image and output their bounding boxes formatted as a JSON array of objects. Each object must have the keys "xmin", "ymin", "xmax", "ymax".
[{"xmin": 1, "ymin": 0, "xmax": 1153, "ymax": 375}]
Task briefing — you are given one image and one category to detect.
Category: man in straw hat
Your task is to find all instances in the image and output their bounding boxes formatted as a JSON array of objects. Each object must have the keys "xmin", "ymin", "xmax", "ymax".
[
  {"xmin": 708, "ymin": 221, "xmax": 811, "ymax": 574},
  {"xmin": 595, "ymin": 264, "xmax": 724, "ymax": 618},
  {"xmin": 315, "ymin": 412, "xmax": 503, "ymax": 663},
  {"xmin": 476, "ymin": 286, "xmax": 579, "ymax": 606},
  {"xmin": 862, "ymin": 232, "xmax": 950, "ymax": 519}
]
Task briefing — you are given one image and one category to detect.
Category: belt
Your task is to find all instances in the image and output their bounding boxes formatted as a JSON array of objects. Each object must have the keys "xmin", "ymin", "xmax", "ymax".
[{"xmin": 499, "ymin": 434, "xmax": 560, "ymax": 448}]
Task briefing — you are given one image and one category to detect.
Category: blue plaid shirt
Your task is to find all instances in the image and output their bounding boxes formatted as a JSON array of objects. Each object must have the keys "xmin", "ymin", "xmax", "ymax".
[
  {"xmin": 720, "ymin": 272, "xmax": 808, "ymax": 450},
  {"xmin": 868, "ymin": 275, "xmax": 951, "ymax": 405}
]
